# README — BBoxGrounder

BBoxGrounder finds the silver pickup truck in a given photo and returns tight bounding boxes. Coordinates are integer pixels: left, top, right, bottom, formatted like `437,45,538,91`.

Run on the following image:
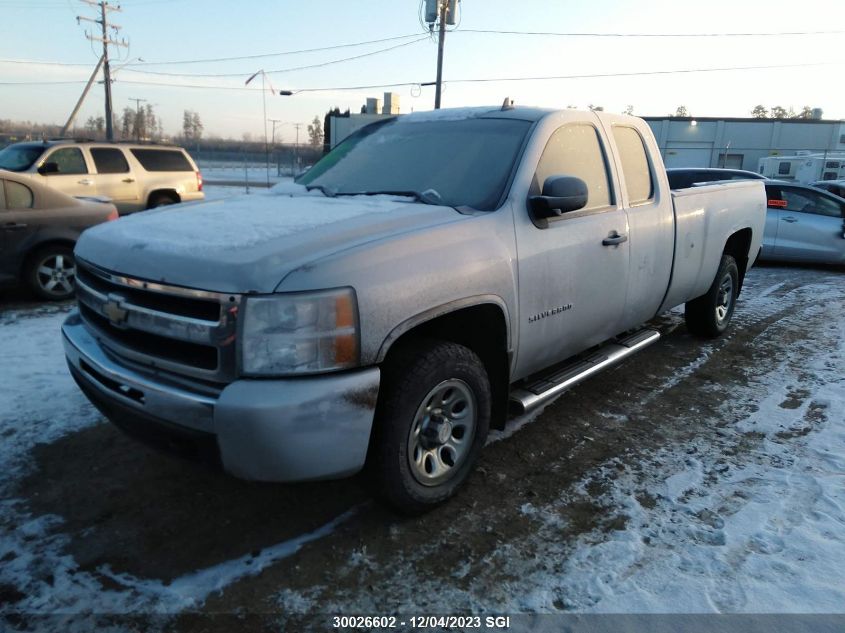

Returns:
62,106,765,514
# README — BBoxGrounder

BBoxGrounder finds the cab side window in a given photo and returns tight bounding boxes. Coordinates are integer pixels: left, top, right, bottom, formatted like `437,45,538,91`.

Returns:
612,126,654,205
3,180,34,209
782,187,843,218
533,124,612,212
46,147,88,175
91,148,130,174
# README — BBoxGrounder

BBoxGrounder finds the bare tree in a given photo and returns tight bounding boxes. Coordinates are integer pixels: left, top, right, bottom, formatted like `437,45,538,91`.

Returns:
623,105,634,116
674,105,689,117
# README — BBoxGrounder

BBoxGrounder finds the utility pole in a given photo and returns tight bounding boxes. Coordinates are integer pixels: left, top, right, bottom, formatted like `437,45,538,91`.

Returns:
425,0,456,109
129,97,146,141
60,55,104,138
293,123,302,174
434,2,447,109
78,1,127,141
269,118,284,176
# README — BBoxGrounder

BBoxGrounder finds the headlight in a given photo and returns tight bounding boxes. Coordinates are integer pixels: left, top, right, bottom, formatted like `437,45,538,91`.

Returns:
241,288,359,376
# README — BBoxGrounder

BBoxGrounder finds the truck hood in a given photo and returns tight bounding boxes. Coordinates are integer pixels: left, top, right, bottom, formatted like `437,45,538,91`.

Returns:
75,187,467,293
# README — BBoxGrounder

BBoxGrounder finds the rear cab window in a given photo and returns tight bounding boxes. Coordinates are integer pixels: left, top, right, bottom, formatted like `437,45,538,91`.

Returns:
91,147,131,174
612,126,654,205
533,123,613,213
130,149,193,172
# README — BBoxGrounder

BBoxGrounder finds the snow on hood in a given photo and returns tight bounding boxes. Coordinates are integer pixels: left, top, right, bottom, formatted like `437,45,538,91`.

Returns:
85,188,417,255
75,187,462,293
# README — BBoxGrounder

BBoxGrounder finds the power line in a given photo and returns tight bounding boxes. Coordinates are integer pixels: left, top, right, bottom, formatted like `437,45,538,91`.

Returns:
125,32,428,66
1,61,840,91
120,36,430,78
458,28,845,38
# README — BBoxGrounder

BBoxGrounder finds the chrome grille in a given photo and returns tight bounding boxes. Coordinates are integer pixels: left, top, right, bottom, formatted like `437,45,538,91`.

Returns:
75,259,241,383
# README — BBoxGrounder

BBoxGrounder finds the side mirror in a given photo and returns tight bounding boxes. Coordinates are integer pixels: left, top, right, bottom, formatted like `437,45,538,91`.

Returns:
37,162,59,175
530,175,588,218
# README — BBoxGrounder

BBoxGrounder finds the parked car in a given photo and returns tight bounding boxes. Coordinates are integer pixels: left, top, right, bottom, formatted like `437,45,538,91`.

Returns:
667,167,766,190
63,107,765,513
0,169,117,300
811,180,845,199
0,140,204,215
760,180,845,264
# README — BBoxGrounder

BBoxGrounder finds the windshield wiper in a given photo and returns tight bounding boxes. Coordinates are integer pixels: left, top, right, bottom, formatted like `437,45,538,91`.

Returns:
305,184,337,197
335,188,444,205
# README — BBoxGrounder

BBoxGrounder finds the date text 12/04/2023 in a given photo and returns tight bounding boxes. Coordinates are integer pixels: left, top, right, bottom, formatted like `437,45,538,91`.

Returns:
331,615,511,629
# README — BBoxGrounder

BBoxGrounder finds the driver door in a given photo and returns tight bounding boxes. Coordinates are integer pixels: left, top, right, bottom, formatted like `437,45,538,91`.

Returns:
37,146,97,198
771,185,845,263
514,122,630,377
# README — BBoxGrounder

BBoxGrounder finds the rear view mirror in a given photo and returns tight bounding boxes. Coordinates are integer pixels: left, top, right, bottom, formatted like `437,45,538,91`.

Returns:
530,175,588,218
37,162,59,175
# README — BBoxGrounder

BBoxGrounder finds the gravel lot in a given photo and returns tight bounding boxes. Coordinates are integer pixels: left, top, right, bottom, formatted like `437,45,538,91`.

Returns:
1,263,844,631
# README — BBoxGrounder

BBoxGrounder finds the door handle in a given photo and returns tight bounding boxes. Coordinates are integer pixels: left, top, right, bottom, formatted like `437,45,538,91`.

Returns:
78,179,93,186
602,232,628,246
2,222,27,231
782,216,798,223
122,178,135,183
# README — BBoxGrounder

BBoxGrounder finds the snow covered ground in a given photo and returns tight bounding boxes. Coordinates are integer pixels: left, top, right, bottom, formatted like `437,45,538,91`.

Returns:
1,265,844,630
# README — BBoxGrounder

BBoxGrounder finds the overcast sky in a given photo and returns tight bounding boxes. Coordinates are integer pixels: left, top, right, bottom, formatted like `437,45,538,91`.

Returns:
1,0,843,140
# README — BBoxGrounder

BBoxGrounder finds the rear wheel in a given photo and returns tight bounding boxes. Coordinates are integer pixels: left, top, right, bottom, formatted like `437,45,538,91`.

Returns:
26,245,76,301
684,253,739,338
147,192,177,209
367,340,491,515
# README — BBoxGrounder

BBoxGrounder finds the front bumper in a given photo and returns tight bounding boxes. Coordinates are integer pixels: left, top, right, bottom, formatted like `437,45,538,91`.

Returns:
62,311,380,482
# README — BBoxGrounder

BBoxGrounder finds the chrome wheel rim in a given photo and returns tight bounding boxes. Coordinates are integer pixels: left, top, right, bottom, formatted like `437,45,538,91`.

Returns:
407,379,477,486
715,274,733,323
37,253,76,298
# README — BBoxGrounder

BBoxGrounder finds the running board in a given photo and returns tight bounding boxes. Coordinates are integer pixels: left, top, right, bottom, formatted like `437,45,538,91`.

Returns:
509,328,661,414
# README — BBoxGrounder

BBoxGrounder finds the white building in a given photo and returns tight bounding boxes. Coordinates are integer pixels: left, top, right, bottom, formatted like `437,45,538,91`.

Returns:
643,115,845,175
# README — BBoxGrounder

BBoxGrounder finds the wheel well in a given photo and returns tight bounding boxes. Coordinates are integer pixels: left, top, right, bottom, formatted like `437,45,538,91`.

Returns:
147,189,180,207
723,228,752,293
21,239,76,277
383,304,511,430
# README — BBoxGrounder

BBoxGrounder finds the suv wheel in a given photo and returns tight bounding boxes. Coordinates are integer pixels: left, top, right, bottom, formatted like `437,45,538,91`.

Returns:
26,245,76,301
148,192,177,208
367,339,491,515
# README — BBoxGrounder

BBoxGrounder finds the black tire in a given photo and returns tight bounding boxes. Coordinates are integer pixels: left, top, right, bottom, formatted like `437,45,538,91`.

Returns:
25,244,77,301
147,192,177,209
367,339,491,515
684,253,739,338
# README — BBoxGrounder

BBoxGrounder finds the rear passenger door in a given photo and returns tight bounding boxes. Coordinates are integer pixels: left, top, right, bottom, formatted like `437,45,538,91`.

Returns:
0,179,37,281
90,147,141,214
514,122,630,376
772,186,845,263
608,124,674,329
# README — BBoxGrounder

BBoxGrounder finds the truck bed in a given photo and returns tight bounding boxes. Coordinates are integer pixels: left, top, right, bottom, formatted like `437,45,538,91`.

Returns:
659,180,766,312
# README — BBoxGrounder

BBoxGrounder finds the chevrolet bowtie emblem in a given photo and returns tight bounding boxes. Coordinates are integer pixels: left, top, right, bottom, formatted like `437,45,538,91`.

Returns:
103,294,129,325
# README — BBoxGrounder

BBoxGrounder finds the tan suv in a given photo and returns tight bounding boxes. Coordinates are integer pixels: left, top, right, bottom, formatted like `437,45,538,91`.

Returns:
0,140,204,215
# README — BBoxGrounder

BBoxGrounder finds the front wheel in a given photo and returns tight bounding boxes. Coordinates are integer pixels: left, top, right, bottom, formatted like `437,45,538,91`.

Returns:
684,253,739,338
367,340,491,515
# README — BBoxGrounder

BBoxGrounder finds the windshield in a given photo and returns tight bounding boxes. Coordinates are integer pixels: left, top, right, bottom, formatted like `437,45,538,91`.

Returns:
297,117,532,211
0,143,47,172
